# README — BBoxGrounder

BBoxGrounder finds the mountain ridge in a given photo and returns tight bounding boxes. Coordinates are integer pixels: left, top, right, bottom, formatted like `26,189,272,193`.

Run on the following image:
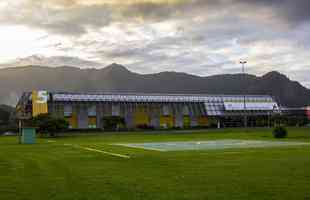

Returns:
0,64,309,107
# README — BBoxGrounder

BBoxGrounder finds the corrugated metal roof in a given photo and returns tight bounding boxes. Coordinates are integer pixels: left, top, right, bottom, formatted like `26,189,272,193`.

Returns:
52,92,275,104
224,102,278,111
51,92,279,113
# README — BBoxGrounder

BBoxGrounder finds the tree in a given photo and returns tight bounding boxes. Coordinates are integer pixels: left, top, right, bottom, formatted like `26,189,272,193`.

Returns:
32,114,69,137
272,126,288,138
0,107,10,125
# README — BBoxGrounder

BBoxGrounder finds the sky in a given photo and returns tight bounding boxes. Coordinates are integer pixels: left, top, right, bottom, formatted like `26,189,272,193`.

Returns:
0,0,310,87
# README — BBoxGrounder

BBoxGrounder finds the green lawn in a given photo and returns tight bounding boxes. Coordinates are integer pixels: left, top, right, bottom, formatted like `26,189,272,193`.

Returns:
1,128,310,200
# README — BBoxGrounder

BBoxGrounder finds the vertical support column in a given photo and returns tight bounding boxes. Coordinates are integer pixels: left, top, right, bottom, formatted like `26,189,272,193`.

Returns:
190,103,198,127
125,103,134,129
217,119,221,129
175,103,184,128
77,103,88,129
96,103,102,129
150,103,160,128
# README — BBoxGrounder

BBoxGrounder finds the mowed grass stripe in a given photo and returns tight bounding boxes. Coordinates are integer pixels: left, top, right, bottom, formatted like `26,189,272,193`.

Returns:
64,143,130,159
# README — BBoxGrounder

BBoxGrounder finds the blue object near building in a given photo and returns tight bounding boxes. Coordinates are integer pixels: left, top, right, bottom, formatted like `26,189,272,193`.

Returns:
21,127,36,144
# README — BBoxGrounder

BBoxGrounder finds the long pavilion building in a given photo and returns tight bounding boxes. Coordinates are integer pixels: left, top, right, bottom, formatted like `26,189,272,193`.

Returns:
16,91,280,129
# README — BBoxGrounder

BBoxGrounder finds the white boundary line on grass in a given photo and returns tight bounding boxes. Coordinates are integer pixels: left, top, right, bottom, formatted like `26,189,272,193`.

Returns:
64,144,130,159
113,144,167,152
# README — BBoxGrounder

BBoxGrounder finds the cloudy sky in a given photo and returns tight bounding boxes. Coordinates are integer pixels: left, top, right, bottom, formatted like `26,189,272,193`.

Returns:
0,0,310,87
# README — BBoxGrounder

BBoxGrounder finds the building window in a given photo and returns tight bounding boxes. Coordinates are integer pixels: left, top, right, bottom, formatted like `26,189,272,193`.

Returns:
162,104,170,116
88,105,96,116
182,105,190,115
64,104,72,117
112,104,120,116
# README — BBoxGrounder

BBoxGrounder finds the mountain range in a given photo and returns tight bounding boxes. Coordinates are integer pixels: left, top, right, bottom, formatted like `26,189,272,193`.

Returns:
0,63,309,107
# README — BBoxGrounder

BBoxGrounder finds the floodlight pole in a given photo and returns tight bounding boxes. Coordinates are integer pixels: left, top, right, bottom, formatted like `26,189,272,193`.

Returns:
240,60,247,128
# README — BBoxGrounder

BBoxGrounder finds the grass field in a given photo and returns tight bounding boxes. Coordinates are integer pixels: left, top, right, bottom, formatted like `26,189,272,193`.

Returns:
1,128,310,200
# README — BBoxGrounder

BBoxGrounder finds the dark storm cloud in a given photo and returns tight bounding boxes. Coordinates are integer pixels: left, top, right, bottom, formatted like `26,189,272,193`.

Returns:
235,0,310,25
1,0,310,36
122,0,310,26
122,2,177,21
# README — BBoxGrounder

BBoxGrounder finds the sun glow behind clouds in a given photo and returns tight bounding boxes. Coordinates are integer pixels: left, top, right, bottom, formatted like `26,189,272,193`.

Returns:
0,25,52,63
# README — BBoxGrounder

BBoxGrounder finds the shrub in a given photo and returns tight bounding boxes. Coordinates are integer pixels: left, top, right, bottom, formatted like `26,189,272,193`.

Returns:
272,126,288,138
102,116,125,131
136,124,155,130
31,114,69,137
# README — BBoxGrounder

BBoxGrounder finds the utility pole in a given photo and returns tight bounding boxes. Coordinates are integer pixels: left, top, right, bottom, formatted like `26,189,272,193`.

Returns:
240,60,247,128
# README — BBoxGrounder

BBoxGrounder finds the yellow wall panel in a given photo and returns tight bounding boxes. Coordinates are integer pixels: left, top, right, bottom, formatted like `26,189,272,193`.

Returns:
88,117,97,125
183,116,191,128
32,90,48,117
134,112,150,126
72,113,78,128
198,116,209,127
160,115,174,128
